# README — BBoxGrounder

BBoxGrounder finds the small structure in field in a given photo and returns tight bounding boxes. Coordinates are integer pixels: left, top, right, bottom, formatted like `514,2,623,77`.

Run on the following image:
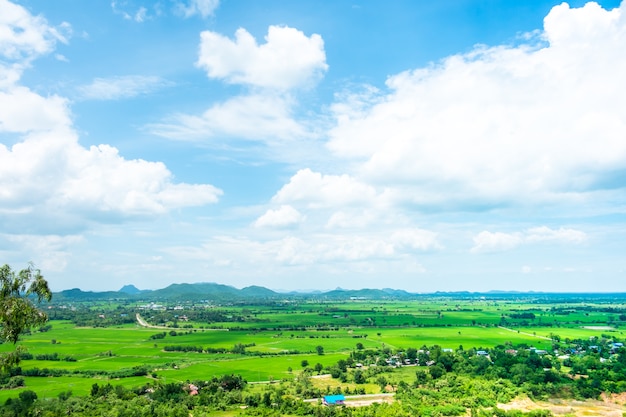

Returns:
323,395,345,406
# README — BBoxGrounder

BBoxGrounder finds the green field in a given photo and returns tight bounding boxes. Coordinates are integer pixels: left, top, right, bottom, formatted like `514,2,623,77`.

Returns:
1,296,624,402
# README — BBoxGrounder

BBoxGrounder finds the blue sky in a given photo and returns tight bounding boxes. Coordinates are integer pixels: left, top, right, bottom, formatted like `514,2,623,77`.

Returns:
1,0,626,292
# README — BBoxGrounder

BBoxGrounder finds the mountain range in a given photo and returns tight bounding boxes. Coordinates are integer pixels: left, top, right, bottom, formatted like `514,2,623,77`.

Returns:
52,282,415,302
50,282,626,303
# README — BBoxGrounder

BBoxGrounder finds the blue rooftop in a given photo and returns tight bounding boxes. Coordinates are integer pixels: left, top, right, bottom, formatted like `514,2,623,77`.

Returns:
323,395,346,405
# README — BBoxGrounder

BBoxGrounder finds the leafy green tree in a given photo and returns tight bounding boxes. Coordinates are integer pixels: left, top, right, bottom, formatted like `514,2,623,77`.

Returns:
0,263,51,370
353,369,366,384
376,375,388,391
314,362,323,374
429,363,445,379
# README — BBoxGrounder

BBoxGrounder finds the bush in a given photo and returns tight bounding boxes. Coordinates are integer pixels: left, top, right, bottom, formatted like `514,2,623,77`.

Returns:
5,376,24,388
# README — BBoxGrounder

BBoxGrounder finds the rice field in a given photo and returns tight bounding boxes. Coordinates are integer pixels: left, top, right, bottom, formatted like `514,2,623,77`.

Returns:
0,296,623,401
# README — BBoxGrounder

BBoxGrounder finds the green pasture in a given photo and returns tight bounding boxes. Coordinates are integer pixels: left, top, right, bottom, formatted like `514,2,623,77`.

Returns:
197,299,623,329
1,297,624,401
516,326,625,341
156,352,348,383
346,326,552,350
0,375,151,403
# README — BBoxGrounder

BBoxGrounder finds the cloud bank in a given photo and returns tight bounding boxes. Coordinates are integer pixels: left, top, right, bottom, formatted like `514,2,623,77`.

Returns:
0,0,222,236
326,1,626,212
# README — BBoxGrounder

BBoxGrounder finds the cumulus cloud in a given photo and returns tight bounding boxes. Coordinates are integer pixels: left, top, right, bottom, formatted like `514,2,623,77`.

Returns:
326,210,378,229
254,205,305,229
0,86,71,133
0,0,222,233
327,1,626,210
471,226,587,253
150,94,306,142
78,75,173,100
155,25,326,146
197,25,327,90
391,228,442,251
524,226,587,244
166,227,438,271
175,0,219,18
0,0,69,63
276,235,396,265
471,231,524,254
272,168,380,208
2,234,83,272
270,230,439,266
0,131,223,227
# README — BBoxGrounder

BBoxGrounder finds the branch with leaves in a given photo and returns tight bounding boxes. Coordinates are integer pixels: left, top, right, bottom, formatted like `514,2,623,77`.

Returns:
0,263,52,371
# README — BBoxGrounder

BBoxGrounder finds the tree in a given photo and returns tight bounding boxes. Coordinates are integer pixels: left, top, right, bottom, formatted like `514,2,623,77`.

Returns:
316,345,324,355
353,369,366,384
0,263,52,371
429,364,445,379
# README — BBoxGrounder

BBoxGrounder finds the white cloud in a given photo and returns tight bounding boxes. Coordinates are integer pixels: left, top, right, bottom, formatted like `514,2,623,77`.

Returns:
524,226,587,244
0,86,71,133
391,228,441,251
254,205,305,229
0,0,68,63
55,141,222,215
176,0,219,18
111,2,154,22
165,228,437,270
3,234,83,272
134,6,148,22
471,231,524,253
197,25,327,90
78,75,172,100
153,24,327,146
272,231,438,265
313,236,395,263
327,1,626,210
150,94,306,142
273,168,380,209
471,226,587,253
0,132,223,223
0,1,223,230
326,210,377,229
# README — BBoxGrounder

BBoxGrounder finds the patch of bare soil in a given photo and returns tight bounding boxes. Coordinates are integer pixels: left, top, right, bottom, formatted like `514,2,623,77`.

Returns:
343,394,395,407
498,395,626,417
602,392,626,405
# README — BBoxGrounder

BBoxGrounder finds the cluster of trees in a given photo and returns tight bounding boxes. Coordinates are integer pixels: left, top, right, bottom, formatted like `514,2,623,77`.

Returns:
48,306,136,328
0,374,558,417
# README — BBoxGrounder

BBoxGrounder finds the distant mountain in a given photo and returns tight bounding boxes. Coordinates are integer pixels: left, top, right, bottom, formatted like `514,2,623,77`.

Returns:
119,284,142,295
54,288,127,301
52,282,626,303
149,282,238,300
239,285,278,298
146,282,280,301
53,282,283,302
320,288,409,300
382,288,413,297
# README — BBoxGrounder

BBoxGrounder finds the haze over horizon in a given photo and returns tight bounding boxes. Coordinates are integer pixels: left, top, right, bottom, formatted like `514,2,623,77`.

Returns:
2,0,626,293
